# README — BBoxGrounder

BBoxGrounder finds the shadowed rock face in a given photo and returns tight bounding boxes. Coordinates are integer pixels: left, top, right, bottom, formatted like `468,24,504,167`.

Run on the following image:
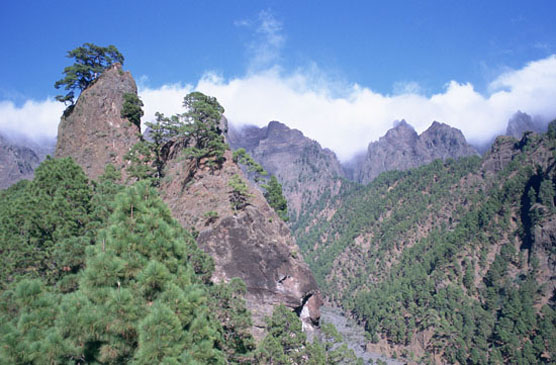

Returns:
228,121,344,219
353,120,479,184
160,147,322,339
0,134,40,189
55,63,140,180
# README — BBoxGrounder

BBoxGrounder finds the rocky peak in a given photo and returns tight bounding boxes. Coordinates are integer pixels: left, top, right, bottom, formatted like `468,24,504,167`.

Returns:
0,134,41,189
420,121,479,160
505,110,545,139
384,119,419,142
55,63,140,180
228,121,344,219
159,146,322,339
353,120,479,184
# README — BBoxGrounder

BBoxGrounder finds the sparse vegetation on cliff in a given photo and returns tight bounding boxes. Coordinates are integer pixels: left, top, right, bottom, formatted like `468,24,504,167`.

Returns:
121,92,144,129
125,91,227,185
54,43,124,107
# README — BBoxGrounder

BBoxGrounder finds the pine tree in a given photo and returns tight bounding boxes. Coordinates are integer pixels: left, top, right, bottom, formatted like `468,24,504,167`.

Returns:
262,175,289,221
0,157,92,288
60,182,224,363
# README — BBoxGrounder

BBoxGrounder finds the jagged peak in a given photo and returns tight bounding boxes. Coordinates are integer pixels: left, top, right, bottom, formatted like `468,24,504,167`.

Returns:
392,119,415,130
426,120,453,131
265,120,305,140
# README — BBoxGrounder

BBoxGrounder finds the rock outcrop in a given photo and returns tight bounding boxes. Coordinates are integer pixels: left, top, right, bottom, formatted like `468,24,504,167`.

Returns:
55,63,140,180
54,65,321,339
353,120,479,184
160,146,322,339
0,134,41,189
506,111,545,140
228,121,344,219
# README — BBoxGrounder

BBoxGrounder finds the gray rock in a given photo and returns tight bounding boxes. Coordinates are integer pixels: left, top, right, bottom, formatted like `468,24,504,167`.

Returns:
353,120,479,184
0,134,41,189
228,121,344,219
506,111,545,139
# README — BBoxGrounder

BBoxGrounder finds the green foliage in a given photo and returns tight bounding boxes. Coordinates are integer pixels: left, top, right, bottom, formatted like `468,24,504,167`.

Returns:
125,137,160,184
54,43,124,106
255,304,363,364
262,175,289,221
126,92,227,185
294,131,556,363
181,92,227,168
121,92,144,129
233,148,267,180
233,148,289,220
229,174,250,211
0,157,92,289
208,278,255,362
547,119,556,139
204,210,219,224
256,304,307,364
0,161,255,364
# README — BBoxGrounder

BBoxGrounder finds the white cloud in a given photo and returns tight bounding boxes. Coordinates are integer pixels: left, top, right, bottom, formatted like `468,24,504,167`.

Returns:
139,82,194,126
137,55,556,161
2,55,555,162
0,98,63,141
238,10,285,72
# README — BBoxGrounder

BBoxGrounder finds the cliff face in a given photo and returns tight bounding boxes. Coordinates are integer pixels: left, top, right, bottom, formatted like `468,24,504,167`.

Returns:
55,63,140,180
159,146,322,339
353,120,479,184
228,121,344,219
0,134,41,189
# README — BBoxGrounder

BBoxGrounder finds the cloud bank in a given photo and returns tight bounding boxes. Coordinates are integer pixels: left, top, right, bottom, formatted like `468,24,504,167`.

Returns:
138,54,556,161
0,98,63,141
1,55,555,161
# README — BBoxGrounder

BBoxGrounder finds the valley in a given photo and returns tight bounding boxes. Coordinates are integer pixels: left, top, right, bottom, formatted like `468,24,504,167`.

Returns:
0,44,554,364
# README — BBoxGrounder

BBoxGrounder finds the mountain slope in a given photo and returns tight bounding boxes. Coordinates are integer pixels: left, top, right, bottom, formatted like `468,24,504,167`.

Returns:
506,110,546,139
293,126,556,363
228,121,344,220
159,143,322,339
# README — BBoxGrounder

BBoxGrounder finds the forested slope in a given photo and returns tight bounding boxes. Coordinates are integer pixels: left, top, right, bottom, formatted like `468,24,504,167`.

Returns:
0,159,257,363
293,125,556,363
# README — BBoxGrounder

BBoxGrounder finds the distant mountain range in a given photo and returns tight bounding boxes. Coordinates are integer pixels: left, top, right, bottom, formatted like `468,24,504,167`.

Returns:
228,118,479,219
228,121,344,219
0,133,55,189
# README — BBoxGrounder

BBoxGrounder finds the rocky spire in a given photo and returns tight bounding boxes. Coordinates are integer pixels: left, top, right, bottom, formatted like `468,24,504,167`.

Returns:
55,63,140,180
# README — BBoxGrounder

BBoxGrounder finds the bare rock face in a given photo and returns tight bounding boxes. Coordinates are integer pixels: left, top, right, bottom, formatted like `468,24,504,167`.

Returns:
481,135,520,174
228,121,344,219
0,134,40,189
55,63,140,180
506,111,545,139
354,120,479,184
160,147,322,339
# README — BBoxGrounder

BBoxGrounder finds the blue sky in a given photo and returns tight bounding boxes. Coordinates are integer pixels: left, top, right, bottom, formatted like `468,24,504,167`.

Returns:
1,1,556,159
